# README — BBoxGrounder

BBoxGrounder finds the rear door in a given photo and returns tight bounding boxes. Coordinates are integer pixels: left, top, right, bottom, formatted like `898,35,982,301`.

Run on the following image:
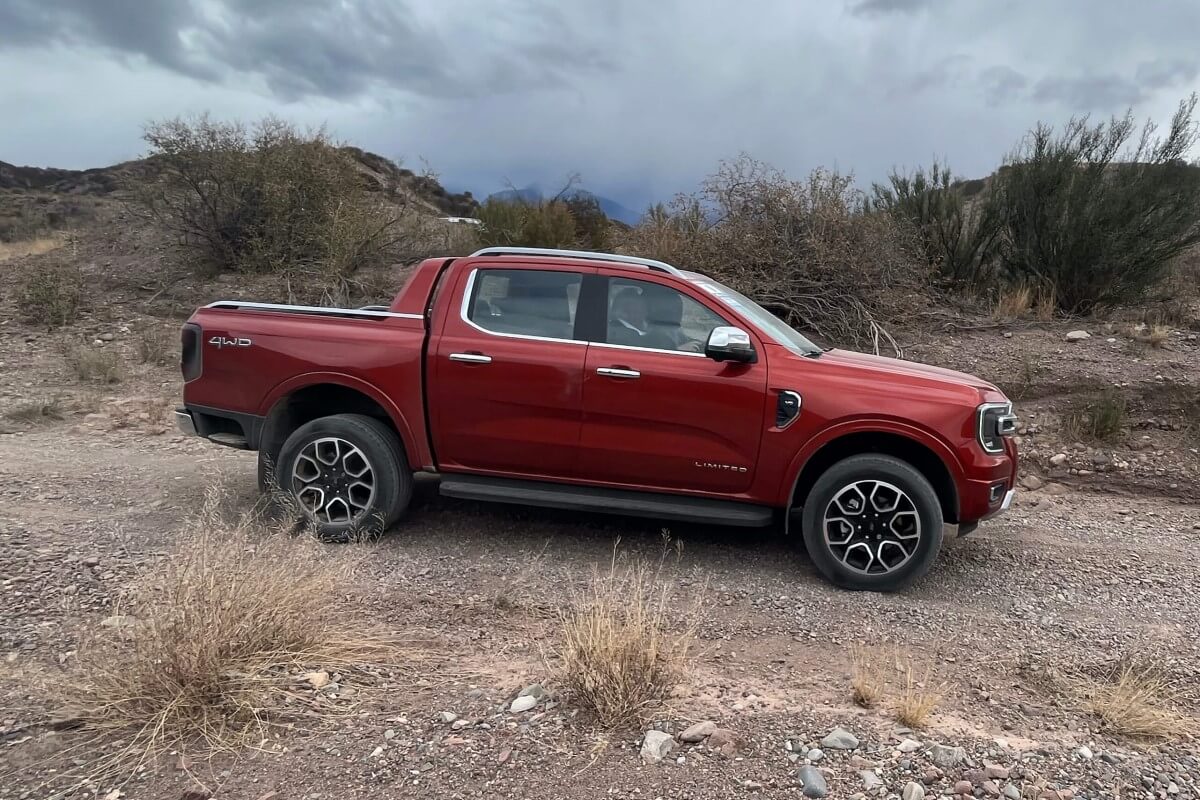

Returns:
577,272,768,494
428,263,593,477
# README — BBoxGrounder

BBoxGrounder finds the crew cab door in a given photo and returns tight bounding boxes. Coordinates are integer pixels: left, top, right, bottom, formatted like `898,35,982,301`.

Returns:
428,264,592,477
577,273,767,494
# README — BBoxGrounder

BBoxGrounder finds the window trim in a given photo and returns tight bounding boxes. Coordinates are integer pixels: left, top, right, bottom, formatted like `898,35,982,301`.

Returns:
459,267,587,346
598,274,728,358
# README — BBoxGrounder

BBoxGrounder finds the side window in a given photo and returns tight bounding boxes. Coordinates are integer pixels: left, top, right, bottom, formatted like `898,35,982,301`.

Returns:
606,277,727,353
467,269,582,340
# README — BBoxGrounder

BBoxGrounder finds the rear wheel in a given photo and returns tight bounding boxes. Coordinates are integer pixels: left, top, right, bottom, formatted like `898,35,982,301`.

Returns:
276,413,412,542
801,454,943,591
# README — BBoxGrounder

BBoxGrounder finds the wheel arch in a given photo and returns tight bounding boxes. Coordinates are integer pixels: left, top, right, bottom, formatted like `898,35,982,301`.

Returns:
784,424,962,525
258,375,417,480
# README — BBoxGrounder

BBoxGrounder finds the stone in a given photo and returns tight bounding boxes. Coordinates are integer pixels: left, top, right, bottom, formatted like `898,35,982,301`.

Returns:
982,780,1001,797
931,744,966,768
509,695,537,713
1049,453,1068,467
1065,330,1090,342
860,770,883,790
1020,474,1044,491
807,747,824,762
81,555,102,567
1076,745,1093,760
302,670,330,689
821,726,859,750
99,615,134,629
451,718,470,730
438,711,458,724
797,765,829,798
898,738,923,753
640,730,676,764
902,783,926,800
954,780,974,795
985,765,1010,781
518,683,545,699
743,780,763,792
98,333,116,342
1004,785,1022,800
679,720,717,742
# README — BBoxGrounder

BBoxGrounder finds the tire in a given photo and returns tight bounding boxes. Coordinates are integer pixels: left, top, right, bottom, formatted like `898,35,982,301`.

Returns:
275,413,412,542
801,454,943,591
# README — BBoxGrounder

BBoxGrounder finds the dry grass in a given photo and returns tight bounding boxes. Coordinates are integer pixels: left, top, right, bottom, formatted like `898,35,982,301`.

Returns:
894,659,944,728
137,327,177,366
65,345,124,384
850,646,884,708
993,284,1033,319
4,396,65,424
55,487,402,785
1076,659,1199,742
1148,324,1171,348
16,260,83,328
552,545,697,728
0,235,64,262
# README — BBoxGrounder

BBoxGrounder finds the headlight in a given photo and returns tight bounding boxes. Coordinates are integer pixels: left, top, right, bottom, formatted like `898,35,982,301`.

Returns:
977,401,1016,454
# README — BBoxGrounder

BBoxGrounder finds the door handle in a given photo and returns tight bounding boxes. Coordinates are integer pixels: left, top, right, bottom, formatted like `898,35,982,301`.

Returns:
596,367,640,379
449,352,492,364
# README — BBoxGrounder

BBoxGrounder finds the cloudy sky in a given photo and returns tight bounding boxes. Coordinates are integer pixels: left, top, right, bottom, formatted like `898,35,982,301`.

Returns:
2,0,1198,211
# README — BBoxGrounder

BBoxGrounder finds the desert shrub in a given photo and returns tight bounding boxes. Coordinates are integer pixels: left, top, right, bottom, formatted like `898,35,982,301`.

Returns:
476,197,582,249
1075,658,1198,741
1062,390,1126,441
621,156,924,352
16,261,83,328
57,487,400,782
553,552,696,728
849,646,883,708
989,96,1200,313
137,327,176,366
65,345,124,384
894,659,943,728
4,396,65,424
137,114,412,277
564,193,612,250
870,160,1001,284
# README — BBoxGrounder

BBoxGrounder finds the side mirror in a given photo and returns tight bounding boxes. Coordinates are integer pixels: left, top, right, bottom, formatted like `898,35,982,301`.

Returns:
705,326,757,363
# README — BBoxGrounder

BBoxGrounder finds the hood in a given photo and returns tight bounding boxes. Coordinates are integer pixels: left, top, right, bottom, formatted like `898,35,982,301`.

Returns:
818,349,1002,394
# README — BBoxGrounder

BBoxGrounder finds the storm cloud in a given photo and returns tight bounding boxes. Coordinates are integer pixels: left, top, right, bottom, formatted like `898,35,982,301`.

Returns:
2,0,1198,211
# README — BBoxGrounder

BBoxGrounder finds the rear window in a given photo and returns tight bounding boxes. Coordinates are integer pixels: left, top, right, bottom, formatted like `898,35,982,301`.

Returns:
467,269,583,340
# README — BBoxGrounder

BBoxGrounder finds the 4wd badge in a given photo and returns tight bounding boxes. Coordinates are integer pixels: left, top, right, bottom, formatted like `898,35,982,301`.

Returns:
208,336,252,349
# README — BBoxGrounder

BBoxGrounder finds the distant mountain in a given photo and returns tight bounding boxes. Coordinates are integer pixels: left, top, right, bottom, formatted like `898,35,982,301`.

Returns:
487,183,642,226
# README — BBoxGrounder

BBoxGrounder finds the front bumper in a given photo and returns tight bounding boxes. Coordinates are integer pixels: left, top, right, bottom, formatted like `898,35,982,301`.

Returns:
175,407,197,436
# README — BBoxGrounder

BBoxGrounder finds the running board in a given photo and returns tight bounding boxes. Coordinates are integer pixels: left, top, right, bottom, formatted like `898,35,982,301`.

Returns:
438,475,774,528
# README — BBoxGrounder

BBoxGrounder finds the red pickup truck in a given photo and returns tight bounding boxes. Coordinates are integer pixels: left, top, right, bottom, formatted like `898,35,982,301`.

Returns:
177,247,1017,590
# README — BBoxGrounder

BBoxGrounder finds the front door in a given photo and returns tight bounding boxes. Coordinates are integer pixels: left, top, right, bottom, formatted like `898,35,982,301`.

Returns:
429,265,591,478
578,274,767,494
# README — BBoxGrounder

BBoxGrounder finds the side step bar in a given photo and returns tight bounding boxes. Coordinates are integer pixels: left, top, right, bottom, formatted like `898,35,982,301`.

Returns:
438,475,774,528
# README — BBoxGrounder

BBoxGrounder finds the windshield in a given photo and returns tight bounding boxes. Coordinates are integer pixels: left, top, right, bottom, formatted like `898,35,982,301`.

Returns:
692,276,823,357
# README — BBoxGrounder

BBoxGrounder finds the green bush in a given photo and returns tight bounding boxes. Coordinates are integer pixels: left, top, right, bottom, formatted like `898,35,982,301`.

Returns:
476,197,585,249
17,262,84,328
137,115,409,276
990,96,1200,313
1062,390,1127,441
870,160,1001,284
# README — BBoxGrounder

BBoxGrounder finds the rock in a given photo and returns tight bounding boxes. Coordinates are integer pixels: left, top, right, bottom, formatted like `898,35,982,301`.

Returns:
1049,453,1068,467
679,720,717,742
923,767,943,784
518,683,545,699
807,747,824,762
985,765,1010,781
850,754,876,769
98,333,116,342
99,615,134,629
509,695,537,713
898,738,923,753
743,780,763,792
954,780,974,795
640,730,676,764
1004,785,1022,800
438,711,458,724
302,670,330,689
81,555,102,567
860,770,883,790
1020,474,1044,491
1076,745,1093,760
982,780,1001,797
798,765,829,798
708,728,739,756
902,783,926,800
1065,330,1090,342
931,744,966,768
821,726,859,750
451,718,470,730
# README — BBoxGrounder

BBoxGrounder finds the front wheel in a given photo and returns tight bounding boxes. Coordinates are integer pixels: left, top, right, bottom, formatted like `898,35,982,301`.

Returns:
801,454,943,591
276,413,412,542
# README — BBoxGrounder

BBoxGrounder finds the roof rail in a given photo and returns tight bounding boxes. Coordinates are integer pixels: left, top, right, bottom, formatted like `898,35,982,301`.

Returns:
469,246,686,278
